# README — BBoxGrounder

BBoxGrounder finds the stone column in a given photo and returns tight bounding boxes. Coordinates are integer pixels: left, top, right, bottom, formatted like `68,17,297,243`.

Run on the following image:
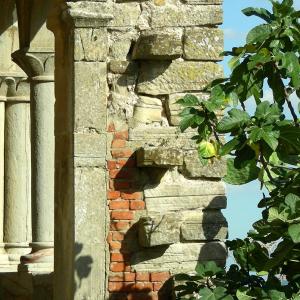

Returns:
2,75,31,264
12,51,55,265
0,79,8,265
48,3,111,299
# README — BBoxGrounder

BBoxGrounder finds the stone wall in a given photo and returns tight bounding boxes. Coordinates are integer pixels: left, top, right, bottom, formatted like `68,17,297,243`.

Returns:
104,1,227,299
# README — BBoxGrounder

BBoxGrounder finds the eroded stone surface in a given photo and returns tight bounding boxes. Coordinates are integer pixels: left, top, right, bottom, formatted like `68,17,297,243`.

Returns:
137,61,223,95
184,27,223,61
132,29,182,60
137,147,183,167
74,62,108,131
131,242,227,273
74,28,108,61
181,210,228,241
150,4,223,27
133,96,163,124
139,214,180,247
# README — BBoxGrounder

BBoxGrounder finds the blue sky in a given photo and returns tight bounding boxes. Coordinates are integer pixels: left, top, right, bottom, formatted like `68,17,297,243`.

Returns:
221,0,300,240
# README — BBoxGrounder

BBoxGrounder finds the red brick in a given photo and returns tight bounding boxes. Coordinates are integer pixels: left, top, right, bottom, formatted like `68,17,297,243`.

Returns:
114,131,129,140
108,122,115,132
111,211,134,220
109,272,136,282
112,232,125,241
108,191,121,200
110,262,126,272
153,282,163,291
117,159,136,168
111,252,126,262
110,221,130,231
108,282,135,292
110,168,135,179
111,149,134,159
107,160,117,170
150,272,170,282
109,241,122,250
107,232,113,242
109,200,129,210
112,139,127,148
130,200,145,210
121,192,143,200
110,180,131,191
134,282,153,292
136,272,150,282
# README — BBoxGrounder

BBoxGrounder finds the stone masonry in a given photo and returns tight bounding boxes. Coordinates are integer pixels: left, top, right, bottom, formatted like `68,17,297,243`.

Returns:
104,1,226,299
0,0,226,299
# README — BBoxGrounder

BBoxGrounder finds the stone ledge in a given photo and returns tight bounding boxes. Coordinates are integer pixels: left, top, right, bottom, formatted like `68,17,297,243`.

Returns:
137,147,183,168
138,210,227,247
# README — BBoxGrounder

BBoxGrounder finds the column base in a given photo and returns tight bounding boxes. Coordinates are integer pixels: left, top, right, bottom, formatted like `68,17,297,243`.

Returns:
21,242,54,264
0,243,9,264
5,242,30,264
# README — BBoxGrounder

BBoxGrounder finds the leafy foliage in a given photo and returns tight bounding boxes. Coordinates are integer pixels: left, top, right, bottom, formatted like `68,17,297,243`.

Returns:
175,1,300,299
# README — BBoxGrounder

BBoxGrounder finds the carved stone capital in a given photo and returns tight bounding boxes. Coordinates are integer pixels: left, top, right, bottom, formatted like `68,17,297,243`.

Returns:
0,75,30,102
11,50,54,81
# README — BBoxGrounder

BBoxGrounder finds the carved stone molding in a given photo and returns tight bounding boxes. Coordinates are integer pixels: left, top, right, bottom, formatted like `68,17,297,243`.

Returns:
0,75,30,102
11,50,54,80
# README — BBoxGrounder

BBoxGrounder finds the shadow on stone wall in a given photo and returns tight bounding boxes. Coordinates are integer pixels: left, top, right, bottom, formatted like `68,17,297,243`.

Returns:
74,242,93,292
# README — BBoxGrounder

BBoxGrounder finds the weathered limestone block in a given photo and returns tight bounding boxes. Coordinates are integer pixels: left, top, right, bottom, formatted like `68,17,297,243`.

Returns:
144,170,226,213
139,214,180,247
132,29,182,60
145,195,226,214
74,133,106,159
109,30,136,60
129,127,198,150
166,93,209,126
109,60,138,74
74,62,108,132
137,61,222,95
179,151,227,178
150,4,223,27
181,211,228,241
74,28,108,61
184,28,223,61
133,96,162,124
110,3,141,27
131,242,227,273
137,147,183,167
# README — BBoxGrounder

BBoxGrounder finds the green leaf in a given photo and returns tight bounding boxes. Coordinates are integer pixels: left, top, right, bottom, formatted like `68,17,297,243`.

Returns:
224,158,260,185
262,130,279,150
219,137,241,156
288,224,300,243
177,94,200,107
254,101,282,122
281,52,300,89
285,193,300,214
236,289,255,300
246,24,272,44
217,109,250,133
242,7,274,23
268,290,287,300
199,287,233,300
179,113,205,132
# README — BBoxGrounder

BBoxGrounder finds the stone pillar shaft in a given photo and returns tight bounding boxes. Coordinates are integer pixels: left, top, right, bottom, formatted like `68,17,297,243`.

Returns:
2,76,31,263
0,96,5,258
12,50,55,265
30,77,55,249
48,3,111,299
